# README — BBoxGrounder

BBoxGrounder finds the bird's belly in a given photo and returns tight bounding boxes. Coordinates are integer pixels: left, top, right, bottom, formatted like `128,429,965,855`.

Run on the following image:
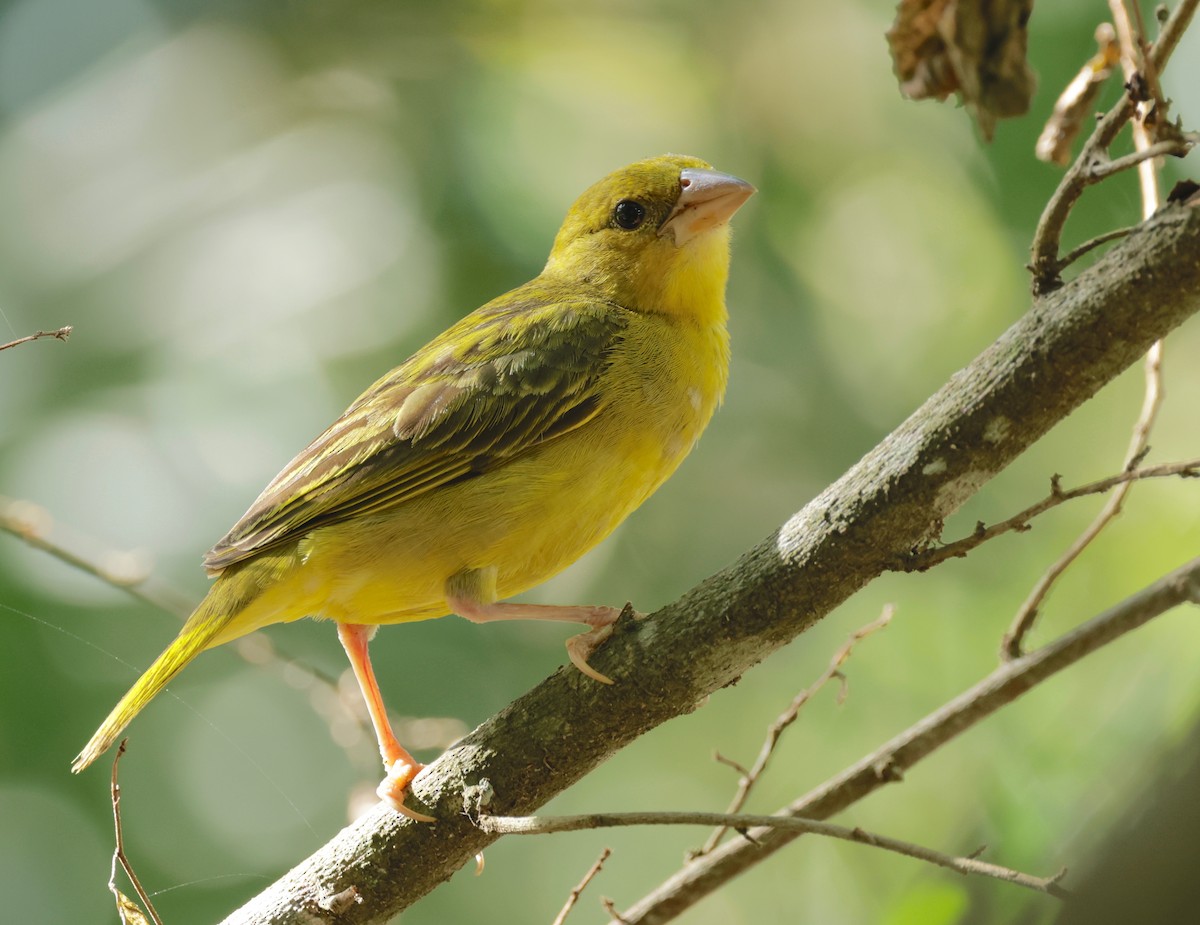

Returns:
298,396,707,626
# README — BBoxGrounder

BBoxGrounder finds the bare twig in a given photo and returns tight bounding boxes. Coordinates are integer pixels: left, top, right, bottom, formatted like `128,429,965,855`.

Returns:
712,752,750,777
0,325,72,351
1054,225,1137,272
109,741,165,925
617,557,1200,923
0,498,446,769
1029,0,1197,293
0,496,367,692
0,497,194,618
1087,137,1197,182
480,810,1070,899
1035,23,1120,166
903,457,1200,571
693,605,894,857
1109,0,1164,210
551,848,612,925
1004,0,1176,659
1000,336,1165,661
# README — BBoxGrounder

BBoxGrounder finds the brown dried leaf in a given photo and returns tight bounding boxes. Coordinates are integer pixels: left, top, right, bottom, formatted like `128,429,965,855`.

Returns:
888,0,1037,141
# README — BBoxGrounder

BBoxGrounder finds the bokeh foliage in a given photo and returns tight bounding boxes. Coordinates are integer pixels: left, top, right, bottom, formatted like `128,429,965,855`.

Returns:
1,1,1198,922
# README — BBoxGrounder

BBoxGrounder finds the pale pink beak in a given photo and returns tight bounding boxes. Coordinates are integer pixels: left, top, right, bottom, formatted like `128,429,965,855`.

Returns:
658,168,756,245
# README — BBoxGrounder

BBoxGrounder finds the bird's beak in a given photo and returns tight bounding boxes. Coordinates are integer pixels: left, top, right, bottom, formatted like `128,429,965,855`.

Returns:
658,168,756,246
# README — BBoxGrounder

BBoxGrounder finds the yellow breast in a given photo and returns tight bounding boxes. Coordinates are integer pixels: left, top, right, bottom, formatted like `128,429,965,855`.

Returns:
262,308,729,628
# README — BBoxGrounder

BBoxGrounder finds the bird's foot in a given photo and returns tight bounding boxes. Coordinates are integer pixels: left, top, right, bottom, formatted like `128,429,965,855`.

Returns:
376,759,436,822
566,625,615,683
565,602,643,685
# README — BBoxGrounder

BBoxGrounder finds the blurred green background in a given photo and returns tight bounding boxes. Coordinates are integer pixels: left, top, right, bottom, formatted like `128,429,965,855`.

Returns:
1,1,1198,922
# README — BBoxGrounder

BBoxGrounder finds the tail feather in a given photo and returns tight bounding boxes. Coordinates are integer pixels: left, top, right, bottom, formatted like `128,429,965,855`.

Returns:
72,591,240,773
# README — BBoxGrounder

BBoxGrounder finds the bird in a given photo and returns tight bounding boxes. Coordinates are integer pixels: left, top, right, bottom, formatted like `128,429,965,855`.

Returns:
72,154,755,820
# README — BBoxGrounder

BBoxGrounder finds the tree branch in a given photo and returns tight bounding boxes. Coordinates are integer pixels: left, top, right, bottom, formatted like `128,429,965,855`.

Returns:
694,605,894,857
618,556,1200,923
110,741,164,925
902,457,1200,570
0,497,194,619
0,325,72,352
551,848,611,925
1004,0,1178,657
209,193,1200,925
1028,0,1197,293
479,810,1070,899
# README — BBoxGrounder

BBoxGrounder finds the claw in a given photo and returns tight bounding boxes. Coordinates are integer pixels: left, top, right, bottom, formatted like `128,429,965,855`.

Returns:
376,761,436,822
566,625,615,684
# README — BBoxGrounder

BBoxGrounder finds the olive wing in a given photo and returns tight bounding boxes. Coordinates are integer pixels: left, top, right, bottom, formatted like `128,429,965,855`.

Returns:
203,297,629,572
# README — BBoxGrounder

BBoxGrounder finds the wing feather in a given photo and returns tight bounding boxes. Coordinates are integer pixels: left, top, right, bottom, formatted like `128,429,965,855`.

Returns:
203,293,628,572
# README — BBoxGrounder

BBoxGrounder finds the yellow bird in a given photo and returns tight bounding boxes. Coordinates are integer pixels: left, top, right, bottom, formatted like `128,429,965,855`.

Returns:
73,154,754,820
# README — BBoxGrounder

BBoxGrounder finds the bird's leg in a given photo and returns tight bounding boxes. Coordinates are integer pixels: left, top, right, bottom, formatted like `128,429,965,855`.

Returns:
445,568,632,685
336,622,435,822
454,598,621,684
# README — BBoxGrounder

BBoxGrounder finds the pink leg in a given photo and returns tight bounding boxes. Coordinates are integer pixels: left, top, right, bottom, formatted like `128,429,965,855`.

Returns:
336,622,435,822
446,597,627,685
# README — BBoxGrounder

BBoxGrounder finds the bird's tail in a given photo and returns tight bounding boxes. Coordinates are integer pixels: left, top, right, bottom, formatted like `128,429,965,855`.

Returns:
72,565,264,773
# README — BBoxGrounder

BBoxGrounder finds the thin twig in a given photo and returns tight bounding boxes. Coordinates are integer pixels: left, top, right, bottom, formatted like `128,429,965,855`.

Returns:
617,557,1200,923
0,325,72,351
0,497,362,684
1109,0,1164,211
903,457,1200,571
109,741,165,925
1054,225,1136,273
1004,0,1174,659
1088,137,1195,182
480,810,1070,899
1000,315,1165,662
1034,24,1120,167
693,605,894,857
712,752,750,777
551,848,612,925
0,497,405,760
1028,0,1198,293
0,497,194,618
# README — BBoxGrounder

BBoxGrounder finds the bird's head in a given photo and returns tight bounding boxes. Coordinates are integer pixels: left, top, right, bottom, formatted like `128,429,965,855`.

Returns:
543,155,755,323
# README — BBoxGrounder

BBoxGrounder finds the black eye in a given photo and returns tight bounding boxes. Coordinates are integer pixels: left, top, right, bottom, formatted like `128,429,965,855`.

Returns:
613,199,646,230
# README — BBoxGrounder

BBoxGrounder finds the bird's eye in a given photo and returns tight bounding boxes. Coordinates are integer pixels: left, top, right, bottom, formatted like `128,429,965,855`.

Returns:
613,199,646,230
